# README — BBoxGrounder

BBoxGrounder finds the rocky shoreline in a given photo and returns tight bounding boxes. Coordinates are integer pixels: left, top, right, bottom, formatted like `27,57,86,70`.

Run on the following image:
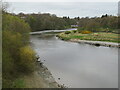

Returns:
23,56,66,88
32,58,66,88
69,39,119,48
34,61,60,88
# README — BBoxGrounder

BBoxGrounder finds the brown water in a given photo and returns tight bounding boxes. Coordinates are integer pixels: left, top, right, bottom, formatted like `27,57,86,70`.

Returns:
30,34,118,88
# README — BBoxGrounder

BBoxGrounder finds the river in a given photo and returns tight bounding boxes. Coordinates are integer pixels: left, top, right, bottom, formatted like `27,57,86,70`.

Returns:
30,33,118,88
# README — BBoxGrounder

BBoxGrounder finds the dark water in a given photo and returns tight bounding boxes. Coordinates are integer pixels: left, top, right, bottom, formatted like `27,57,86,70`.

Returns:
30,34,118,88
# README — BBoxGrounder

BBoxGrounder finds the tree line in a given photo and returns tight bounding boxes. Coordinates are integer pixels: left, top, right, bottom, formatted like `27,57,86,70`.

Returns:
17,13,118,33
77,14,118,33
18,13,77,32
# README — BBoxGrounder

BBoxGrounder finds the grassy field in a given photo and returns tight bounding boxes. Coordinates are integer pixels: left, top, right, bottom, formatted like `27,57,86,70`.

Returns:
57,31,120,43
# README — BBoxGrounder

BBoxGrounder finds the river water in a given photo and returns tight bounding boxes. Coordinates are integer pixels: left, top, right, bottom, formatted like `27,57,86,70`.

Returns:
30,33,118,88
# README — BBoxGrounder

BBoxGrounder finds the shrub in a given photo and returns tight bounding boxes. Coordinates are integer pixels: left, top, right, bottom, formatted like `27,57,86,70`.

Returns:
72,30,77,33
77,27,85,31
78,30,82,33
3,14,31,45
65,31,71,34
18,46,36,73
77,27,85,33
2,50,14,77
81,30,92,34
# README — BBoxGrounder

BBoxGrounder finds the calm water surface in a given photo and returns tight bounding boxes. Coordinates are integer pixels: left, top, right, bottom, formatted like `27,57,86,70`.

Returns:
30,34,118,88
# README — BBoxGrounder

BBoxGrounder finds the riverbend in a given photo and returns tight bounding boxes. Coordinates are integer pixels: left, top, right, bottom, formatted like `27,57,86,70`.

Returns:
30,32,118,88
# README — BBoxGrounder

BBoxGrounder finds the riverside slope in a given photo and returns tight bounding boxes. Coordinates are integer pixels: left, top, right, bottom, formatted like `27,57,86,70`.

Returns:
23,62,61,88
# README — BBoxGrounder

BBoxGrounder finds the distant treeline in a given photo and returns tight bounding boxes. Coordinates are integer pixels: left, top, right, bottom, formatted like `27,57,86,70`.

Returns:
17,13,118,33
18,13,77,31
77,14,118,33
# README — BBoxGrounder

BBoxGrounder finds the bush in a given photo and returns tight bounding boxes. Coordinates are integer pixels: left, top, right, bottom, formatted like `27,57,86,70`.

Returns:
77,27,85,33
2,50,14,78
78,30,82,33
72,30,77,33
3,14,31,45
65,31,71,34
81,30,92,34
3,30,24,77
18,46,36,73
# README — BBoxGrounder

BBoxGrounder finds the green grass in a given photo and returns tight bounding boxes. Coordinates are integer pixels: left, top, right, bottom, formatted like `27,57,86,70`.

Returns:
3,78,26,88
13,79,26,88
58,32,119,43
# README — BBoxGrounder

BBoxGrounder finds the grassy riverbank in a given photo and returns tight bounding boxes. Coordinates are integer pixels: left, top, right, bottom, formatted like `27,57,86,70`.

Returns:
57,31,119,43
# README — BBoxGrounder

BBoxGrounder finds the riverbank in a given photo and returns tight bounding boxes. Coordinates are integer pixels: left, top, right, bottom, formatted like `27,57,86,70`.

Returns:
22,60,63,88
30,28,77,35
69,39,119,47
57,32,119,48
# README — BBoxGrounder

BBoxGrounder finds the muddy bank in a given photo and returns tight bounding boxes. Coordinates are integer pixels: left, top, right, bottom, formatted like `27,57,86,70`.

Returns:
23,60,64,88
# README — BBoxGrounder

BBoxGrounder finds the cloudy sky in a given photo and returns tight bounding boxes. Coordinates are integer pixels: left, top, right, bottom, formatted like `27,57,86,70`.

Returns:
4,0,118,18
4,0,120,2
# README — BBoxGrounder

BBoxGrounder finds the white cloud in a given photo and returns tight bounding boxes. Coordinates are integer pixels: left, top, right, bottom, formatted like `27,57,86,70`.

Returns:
3,0,120,2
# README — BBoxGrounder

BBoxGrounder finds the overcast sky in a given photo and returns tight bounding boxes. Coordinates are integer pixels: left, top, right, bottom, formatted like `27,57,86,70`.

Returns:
4,0,120,2
6,2,117,18
3,0,118,18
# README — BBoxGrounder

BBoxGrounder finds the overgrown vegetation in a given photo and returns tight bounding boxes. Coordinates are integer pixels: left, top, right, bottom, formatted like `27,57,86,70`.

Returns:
2,12,36,88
